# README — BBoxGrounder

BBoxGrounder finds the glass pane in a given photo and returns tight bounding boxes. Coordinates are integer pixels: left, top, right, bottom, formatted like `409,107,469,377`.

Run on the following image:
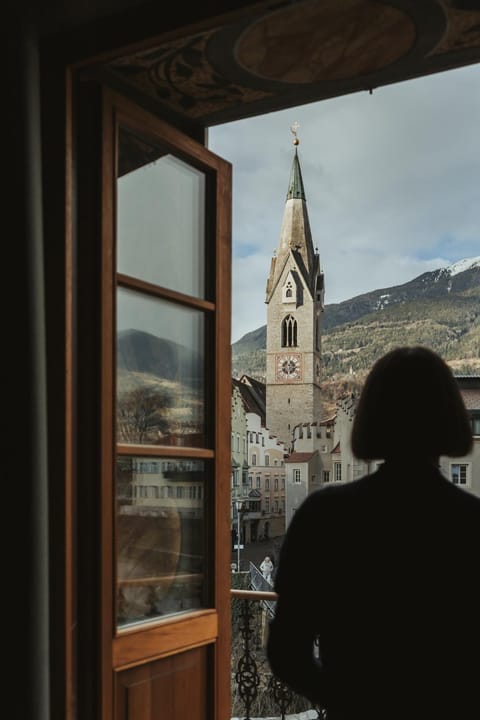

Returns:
117,126,206,298
117,456,207,627
117,287,206,446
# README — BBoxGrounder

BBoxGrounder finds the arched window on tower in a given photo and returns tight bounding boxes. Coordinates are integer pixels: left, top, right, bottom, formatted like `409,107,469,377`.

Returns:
282,315,298,347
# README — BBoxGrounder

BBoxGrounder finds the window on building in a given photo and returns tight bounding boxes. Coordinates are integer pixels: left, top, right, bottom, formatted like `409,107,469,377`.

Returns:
274,499,279,512
293,469,301,484
451,463,469,486
281,314,298,347
248,475,253,488
236,434,240,452
265,454,270,466
256,476,261,489
334,463,342,482
265,478,269,490
252,454,257,466
472,415,480,436
282,478,285,489
322,470,330,483
265,499,270,513
274,478,279,490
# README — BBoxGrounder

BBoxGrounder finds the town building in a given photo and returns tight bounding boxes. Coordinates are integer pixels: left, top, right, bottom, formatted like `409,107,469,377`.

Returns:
440,375,480,498
232,376,287,545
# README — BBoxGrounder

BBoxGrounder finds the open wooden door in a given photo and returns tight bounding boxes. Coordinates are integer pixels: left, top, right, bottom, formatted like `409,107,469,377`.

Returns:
79,87,232,720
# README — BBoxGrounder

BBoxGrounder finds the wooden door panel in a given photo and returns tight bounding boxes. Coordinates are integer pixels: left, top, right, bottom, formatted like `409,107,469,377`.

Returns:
96,87,231,720
115,646,208,720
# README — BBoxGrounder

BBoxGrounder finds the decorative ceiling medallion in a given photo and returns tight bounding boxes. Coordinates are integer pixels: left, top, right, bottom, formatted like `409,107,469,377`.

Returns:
108,30,272,119
432,5,480,55
235,0,416,83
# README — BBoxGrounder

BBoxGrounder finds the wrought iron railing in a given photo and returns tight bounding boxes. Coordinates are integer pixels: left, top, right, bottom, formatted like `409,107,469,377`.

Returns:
231,576,327,720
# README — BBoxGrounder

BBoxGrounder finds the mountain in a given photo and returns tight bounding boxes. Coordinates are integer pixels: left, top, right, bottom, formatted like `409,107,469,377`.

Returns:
232,258,480,387
118,329,203,385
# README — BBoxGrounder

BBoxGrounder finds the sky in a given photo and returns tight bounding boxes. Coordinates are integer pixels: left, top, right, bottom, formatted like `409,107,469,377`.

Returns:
208,63,480,344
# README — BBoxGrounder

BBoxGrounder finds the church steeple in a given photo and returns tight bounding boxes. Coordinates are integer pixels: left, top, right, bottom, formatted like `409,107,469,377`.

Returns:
265,125,325,448
265,127,320,304
286,148,306,201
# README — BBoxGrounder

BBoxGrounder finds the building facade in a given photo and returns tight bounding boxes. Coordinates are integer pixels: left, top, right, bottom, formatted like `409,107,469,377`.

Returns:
231,376,288,548
440,376,480,498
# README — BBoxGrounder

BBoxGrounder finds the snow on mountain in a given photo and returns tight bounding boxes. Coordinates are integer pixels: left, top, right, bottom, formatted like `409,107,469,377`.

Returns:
444,256,480,277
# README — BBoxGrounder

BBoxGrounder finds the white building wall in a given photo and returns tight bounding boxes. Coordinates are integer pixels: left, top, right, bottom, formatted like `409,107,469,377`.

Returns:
246,411,287,539
439,436,480,499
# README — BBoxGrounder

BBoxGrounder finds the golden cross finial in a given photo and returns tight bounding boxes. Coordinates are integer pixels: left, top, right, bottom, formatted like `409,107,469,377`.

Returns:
290,121,300,146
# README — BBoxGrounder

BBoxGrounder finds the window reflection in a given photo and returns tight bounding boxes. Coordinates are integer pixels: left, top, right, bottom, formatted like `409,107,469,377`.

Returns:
117,456,207,627
117,127,206,298
117,288,206,446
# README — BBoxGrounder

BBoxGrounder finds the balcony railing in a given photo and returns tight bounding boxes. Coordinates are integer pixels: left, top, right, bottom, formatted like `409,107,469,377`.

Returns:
231,568,327,720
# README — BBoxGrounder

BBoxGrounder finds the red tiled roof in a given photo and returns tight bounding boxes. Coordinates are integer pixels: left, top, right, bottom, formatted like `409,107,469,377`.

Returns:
285,451,318,463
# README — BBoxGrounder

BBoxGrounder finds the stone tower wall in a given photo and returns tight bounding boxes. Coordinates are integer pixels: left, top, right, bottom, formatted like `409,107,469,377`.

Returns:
266,261,322,445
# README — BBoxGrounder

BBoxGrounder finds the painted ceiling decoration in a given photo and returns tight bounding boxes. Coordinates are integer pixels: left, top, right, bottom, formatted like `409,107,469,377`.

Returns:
103,0,480,126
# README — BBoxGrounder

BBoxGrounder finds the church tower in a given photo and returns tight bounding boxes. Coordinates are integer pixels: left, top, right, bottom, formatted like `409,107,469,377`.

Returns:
265,127,324,447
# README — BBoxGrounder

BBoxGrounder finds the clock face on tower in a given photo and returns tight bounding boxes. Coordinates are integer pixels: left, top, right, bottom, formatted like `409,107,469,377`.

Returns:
276,353,302,381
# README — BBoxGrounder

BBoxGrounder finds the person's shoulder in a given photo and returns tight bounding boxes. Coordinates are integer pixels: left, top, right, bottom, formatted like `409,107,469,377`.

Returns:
296,473,376,513
446,479,480,514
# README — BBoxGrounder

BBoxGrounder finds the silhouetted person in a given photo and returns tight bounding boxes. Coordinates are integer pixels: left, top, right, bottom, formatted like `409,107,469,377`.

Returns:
267,346,480,720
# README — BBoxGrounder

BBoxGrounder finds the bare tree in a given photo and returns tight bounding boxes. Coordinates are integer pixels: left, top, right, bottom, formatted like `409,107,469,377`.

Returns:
117,386,169,443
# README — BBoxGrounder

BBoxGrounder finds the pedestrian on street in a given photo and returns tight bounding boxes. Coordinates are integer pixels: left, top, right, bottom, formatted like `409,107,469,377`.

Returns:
260,555,274,584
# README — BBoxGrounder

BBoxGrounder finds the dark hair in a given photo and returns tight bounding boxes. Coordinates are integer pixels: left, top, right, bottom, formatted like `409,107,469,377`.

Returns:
351,346,473,461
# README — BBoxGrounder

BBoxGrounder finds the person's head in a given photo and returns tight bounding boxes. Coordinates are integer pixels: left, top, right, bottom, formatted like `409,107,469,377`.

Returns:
351,346,473,462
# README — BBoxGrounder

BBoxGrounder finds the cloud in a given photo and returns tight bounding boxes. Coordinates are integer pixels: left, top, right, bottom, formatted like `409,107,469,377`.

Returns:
209,64,480,341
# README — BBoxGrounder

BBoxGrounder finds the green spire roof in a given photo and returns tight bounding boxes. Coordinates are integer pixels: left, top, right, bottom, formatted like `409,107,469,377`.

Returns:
286,148,306,201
